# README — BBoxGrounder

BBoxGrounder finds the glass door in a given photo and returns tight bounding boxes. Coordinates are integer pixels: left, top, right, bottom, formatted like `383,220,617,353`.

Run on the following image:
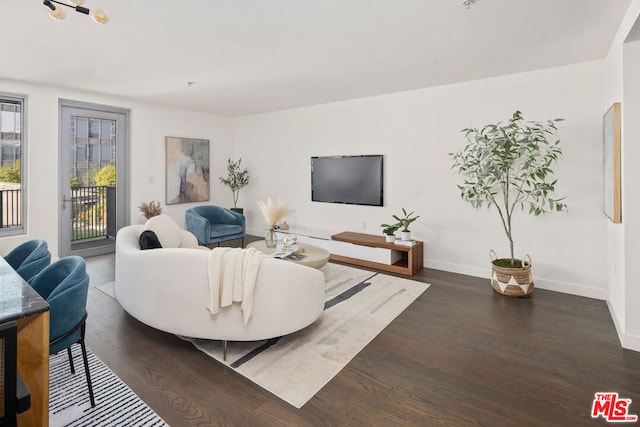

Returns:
59,101,129,257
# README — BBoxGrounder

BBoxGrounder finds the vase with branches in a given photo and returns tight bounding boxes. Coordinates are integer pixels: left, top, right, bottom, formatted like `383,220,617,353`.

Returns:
257,198,293,248
219,158,250,210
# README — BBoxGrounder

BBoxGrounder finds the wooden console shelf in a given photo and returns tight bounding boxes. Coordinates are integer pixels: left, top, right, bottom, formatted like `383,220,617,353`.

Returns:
330,231,424,276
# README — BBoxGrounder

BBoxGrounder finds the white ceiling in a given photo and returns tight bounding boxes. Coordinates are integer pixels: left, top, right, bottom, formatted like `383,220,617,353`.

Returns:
0,0,631,116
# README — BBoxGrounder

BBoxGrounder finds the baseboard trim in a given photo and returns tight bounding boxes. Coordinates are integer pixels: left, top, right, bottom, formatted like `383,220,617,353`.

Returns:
247,230,608,300
425,259,607,300
606,300,640,352
622,334,640,352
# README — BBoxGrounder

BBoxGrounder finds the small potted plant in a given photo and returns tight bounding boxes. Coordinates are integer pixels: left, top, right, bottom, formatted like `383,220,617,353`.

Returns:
219,158,250,213
380,223,400,243
393,208,419,241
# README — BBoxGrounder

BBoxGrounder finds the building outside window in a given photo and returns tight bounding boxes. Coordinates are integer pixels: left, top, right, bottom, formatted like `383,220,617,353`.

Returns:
70,116,116,186
0,94,25,233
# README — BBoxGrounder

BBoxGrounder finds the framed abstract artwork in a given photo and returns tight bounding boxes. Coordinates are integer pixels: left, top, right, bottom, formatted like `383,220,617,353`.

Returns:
603,103,621,224
165,137,210,205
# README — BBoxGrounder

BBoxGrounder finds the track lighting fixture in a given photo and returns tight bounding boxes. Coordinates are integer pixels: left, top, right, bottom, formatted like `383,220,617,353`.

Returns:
42,0,109,24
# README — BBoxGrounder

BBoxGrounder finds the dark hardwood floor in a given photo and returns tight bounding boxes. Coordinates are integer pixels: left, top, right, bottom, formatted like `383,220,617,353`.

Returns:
84,240,640,426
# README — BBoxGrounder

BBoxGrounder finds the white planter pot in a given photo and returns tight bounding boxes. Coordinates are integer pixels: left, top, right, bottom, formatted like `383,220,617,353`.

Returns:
400,231,411,241
385,235,395,243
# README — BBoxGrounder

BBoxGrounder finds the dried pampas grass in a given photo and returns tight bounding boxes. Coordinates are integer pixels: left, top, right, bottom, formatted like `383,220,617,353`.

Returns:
139,201,163,219
257,198,292,229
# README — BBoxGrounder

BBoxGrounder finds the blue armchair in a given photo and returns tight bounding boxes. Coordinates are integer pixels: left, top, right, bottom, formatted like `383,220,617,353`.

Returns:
4,239,51,283
185,205,246,247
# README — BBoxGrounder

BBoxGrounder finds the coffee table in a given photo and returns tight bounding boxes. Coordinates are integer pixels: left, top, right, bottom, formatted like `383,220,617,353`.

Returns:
247,240,330,269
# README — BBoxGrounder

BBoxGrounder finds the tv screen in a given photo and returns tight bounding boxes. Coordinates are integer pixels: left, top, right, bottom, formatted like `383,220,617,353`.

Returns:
311,155,383,206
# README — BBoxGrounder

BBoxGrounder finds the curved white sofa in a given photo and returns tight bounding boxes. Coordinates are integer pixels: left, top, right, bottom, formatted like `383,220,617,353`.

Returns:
115,224,325,342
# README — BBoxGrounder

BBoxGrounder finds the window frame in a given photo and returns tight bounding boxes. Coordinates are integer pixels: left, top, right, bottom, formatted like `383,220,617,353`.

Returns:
0,92,27,236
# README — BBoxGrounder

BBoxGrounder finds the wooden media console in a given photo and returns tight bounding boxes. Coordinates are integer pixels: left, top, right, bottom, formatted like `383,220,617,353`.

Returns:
330,231,424,276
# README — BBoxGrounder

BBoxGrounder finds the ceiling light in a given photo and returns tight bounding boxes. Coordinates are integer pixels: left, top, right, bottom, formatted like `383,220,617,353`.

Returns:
45,2,66,20
462,0,474,9
42,0,109,24
90,8,109,24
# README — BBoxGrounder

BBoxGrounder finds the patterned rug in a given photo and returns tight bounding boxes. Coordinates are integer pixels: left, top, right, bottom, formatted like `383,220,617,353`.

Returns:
49,346,167,426
182,263,430,408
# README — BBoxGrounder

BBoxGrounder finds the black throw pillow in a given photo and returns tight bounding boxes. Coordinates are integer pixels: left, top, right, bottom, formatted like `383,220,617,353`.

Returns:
139,230,163,250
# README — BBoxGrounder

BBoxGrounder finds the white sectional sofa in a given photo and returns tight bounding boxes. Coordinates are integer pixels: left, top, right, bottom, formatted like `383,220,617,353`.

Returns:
114,223,325,345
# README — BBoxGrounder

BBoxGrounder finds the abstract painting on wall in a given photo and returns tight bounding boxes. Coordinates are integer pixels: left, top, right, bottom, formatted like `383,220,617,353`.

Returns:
166,137,210,205
603,102,621,224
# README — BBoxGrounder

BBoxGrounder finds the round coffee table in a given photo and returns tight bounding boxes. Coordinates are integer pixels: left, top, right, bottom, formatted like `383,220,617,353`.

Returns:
247,240,330,269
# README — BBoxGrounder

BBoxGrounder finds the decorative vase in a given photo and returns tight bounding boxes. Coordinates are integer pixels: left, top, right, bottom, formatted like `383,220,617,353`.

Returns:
385,234,395,243
265,228,278,248
489,250,534,297
400,231,411,241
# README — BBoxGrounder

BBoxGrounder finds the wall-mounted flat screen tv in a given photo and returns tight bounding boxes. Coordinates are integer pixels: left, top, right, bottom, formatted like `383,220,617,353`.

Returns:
311,155,383,206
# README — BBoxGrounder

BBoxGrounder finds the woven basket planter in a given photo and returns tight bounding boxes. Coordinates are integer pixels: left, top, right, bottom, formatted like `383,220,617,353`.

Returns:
490,250,534,297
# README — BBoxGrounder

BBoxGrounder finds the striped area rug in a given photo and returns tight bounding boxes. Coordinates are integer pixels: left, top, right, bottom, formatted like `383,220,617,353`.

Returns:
183,262,430,408
49,346,167,426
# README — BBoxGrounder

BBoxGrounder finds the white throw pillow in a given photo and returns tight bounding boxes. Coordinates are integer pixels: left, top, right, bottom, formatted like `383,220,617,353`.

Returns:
144,215,182,248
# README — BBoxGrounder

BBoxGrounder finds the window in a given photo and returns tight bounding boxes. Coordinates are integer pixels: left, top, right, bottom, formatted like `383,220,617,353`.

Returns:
88,144,99,162
69,116,115,186
88,119,100,139
0,94,25,234
76,145,87,162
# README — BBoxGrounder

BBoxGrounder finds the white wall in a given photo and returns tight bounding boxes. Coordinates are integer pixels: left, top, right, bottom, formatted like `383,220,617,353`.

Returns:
623,40,640,348
235,61,608,299
0,78,234,259
603,0,640,352
604,24,627,347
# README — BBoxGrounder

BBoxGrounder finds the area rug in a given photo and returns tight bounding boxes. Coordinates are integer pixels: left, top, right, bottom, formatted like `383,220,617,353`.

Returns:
95,282,116,299
183,262,430,408
49,346,167,426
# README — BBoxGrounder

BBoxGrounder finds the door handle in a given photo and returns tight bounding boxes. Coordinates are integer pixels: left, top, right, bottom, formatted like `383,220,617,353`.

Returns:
62,195,71,209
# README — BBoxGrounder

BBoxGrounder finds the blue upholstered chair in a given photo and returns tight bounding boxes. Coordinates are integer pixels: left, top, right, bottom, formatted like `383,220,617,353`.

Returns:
185,205,246,246
30,256,95,408
4,239,51,283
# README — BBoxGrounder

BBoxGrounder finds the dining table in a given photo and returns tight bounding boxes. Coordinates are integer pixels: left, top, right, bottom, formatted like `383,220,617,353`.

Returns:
0,256,50,426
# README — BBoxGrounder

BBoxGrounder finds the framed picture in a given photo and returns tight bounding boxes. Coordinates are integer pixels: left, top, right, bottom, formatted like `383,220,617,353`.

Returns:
603,103,621,223
166,137,210,205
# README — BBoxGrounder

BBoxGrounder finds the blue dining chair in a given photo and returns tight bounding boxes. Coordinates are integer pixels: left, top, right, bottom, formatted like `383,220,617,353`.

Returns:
29,256,95,407
4,239,51,283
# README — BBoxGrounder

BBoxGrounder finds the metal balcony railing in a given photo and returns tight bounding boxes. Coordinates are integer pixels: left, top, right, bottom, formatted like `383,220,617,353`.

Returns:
0,186,116,242
0,189,21,228
71,186,116,242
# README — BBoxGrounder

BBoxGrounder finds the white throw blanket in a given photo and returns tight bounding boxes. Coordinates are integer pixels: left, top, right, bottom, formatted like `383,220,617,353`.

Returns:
207,247,266,324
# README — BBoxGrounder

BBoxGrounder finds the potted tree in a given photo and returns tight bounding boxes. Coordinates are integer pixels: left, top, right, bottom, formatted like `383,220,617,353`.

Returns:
219,158,249,214
450,110,567,297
